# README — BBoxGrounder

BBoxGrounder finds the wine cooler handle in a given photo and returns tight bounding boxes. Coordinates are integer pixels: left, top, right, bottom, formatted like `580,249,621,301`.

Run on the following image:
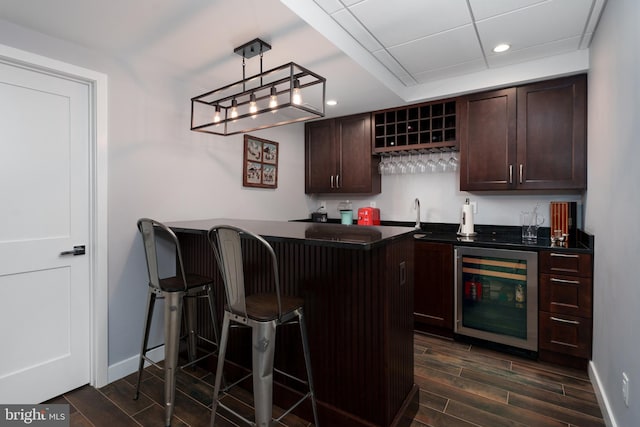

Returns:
453,248,461,331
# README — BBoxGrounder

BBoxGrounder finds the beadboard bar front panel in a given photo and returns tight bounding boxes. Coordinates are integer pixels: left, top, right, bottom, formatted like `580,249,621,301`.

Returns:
177,231,415,427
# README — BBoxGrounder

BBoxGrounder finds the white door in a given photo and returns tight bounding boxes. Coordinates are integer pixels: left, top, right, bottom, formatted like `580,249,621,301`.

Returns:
0,59,91,403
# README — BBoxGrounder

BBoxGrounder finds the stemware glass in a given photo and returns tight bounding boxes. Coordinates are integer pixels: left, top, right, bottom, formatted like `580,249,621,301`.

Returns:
437,149,449,172
397,155,408,174
415,153,427,173
426,151,437,173
448,152,459,172
386,155,398,175
378,156,387,175
406,154,417,174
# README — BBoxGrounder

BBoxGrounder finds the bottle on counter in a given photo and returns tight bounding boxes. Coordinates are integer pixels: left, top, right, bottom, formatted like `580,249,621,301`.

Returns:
515,283,525,308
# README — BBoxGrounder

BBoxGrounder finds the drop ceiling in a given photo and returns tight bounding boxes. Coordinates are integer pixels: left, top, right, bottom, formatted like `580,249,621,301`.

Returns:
0,0,606,117
283,0,605,103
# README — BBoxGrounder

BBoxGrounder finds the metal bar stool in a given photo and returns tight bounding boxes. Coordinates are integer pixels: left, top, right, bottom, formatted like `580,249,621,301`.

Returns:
207,225,319,427
134,218,220,427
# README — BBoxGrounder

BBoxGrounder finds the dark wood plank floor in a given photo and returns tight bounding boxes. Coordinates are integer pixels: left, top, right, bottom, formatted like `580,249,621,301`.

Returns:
46,333,604,427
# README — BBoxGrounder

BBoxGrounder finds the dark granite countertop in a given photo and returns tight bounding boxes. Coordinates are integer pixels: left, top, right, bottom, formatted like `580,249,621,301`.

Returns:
294,218,594,253
409,222,593,253
165,218,415,249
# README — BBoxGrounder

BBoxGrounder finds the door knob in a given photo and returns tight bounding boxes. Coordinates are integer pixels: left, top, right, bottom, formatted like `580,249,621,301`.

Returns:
60,245,86,256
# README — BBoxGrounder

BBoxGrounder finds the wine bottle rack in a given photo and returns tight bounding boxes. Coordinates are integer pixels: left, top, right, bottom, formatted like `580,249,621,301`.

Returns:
373,99,457,154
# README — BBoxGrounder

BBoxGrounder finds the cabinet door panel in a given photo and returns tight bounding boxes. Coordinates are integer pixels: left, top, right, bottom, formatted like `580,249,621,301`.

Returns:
305,113,380,194
517,75,586,190
459,88,516,191
414,242,453,332
337,114,379,193
305,120,335,193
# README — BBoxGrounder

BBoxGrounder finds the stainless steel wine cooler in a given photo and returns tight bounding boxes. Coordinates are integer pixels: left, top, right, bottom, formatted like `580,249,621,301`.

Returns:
454,246,538,351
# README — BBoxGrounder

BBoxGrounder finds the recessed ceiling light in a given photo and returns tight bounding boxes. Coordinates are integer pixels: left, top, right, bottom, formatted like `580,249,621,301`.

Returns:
493,43,511,53
326,99,338,106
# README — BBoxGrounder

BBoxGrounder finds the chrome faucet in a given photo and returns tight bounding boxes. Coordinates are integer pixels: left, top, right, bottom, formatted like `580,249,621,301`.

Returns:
414,198,421,229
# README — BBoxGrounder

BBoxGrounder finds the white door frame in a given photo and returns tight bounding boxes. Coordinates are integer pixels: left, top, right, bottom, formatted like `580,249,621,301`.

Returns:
0,43,109,388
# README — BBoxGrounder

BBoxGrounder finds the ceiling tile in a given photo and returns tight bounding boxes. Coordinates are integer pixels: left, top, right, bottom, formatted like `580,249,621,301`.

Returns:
387,25,483,75
468,0,547,20
347,0,471,48
476,0,592,53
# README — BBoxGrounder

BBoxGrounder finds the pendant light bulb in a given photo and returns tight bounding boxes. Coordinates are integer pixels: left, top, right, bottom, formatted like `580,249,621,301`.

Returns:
230,98,238,119
249,93,258,117
292,79,302,105
213,105,221,124
269,86,278,109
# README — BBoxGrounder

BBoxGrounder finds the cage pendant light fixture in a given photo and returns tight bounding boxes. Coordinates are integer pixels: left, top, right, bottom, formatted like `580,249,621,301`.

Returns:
191,38,326,136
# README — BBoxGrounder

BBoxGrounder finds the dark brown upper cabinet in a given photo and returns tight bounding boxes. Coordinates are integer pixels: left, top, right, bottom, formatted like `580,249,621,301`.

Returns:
305,113,381,194
459,74,587,191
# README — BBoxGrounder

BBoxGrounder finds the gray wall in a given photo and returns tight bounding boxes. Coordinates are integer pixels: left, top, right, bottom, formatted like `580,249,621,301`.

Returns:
587,0,640,425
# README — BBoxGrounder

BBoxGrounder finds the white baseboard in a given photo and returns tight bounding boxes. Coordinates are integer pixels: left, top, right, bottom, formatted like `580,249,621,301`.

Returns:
590,360,617,427
107,346,165,384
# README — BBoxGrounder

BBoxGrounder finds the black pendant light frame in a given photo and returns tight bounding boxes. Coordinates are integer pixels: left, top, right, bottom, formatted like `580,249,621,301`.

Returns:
190,38,326,136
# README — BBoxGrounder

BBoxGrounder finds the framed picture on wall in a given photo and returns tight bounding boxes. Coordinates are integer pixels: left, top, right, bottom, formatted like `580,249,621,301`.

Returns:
243,135,278,188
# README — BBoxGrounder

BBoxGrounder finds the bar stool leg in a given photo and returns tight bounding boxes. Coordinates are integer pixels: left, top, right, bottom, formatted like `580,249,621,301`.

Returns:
298,309,319,426
164,292,184,427
134,290,156,400
205,284,220,350
252,320,277,427
184,295,198,363
210,312,231,427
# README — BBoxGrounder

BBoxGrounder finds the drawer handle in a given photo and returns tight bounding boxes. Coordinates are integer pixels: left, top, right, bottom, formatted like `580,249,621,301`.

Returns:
509,165,513,184
550,253,580,259
551,316,580,325
550,277,581,285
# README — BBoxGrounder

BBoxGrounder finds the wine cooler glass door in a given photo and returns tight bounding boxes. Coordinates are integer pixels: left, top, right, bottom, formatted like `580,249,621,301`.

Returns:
454,246,538,351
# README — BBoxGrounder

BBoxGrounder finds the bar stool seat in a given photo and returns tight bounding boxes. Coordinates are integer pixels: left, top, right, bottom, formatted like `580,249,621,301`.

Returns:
208,225,319,427
244,293,304,321
134,218,220,427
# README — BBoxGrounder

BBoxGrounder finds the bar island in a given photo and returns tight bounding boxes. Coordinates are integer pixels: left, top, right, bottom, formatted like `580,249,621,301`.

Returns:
166,219,417,427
